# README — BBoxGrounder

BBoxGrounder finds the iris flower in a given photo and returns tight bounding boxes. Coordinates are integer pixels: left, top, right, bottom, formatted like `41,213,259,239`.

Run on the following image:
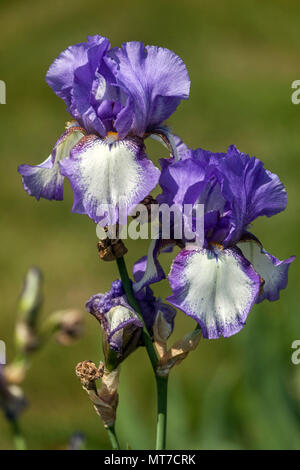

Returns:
18,35,190,225
134,143,295,339
86,275,175,363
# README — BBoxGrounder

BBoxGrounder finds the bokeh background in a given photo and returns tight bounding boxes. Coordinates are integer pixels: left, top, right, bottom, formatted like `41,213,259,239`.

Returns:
1,0,300,450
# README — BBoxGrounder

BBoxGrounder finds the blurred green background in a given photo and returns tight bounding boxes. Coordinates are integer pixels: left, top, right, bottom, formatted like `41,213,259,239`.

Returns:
1,0,300,450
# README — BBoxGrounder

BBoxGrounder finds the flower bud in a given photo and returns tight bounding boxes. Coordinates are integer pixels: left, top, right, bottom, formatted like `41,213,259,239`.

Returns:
86,281,142,369
75,361,120,428
0,366,27,420
15,267,43,353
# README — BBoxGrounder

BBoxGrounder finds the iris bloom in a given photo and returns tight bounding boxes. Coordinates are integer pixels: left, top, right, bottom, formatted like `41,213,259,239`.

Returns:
134,143,295,339
86,276,175,364
18,35,190,224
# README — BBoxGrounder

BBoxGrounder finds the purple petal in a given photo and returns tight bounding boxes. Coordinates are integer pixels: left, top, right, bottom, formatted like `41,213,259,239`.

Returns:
60,135,160,225
237,237,295,303
218,145,287,245
167,246,261,339
133,239,168,293
46,35,109,110
106,42,190,136
18,126,85,201
86,290,142,353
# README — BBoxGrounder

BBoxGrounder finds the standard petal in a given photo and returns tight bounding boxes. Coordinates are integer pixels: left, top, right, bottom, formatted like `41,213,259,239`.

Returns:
106,41,190,136
18,126,85,201
237,237,295,303
167,247,261,339
218,145,287,245
46,35,109,108
60,135,160,224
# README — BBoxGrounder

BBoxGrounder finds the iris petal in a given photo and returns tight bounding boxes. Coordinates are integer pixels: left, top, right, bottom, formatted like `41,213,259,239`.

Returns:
18,126,85,201
60,135,160,225
167,246,261,339
237,237,295,303
106,41,190,136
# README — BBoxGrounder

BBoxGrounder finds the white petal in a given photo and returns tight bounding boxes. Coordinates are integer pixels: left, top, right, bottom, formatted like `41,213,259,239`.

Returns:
237,239,295,302
168,247,261,338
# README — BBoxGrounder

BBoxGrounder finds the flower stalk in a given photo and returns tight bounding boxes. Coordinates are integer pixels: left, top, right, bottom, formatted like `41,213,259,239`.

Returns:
116,256,169,450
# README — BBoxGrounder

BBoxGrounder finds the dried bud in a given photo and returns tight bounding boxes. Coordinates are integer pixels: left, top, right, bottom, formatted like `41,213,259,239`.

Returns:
156,330,201,377
97,237,128,262
75,360,103,388
153,306,176,359
75,361,120,428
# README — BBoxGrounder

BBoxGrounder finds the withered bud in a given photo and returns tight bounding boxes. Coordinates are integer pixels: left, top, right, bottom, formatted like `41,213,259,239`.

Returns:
153,310,174,360
75,360,103,388
75,361,120,428
97,226,128,262
156,330,201,377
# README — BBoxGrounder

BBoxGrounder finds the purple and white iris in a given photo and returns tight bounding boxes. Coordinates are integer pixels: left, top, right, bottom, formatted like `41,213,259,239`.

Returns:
18,35,294,344
18,35,190,225
86,276,175,361
135,144,295,339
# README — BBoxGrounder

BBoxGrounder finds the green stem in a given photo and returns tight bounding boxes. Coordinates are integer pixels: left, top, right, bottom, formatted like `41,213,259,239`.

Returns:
116,256,169,450
10,418,27,450
116,257,158,371
155,375,168,450
106,424,121,450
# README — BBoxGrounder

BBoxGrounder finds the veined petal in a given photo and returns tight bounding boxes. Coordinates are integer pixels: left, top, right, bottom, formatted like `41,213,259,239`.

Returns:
218,145,287,245
18,126,85,201
237,237,295,303
106,42,190,136
60,135,160,224
46,35,109,108
167,247,261,339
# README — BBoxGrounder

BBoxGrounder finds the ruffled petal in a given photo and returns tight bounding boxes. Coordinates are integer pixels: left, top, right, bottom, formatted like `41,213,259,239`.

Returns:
46,35,109,109
218,145,287,245
106,41,190,136
237,237,295,303
18,126,85,201
167,246,261,339
60,135,160,224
